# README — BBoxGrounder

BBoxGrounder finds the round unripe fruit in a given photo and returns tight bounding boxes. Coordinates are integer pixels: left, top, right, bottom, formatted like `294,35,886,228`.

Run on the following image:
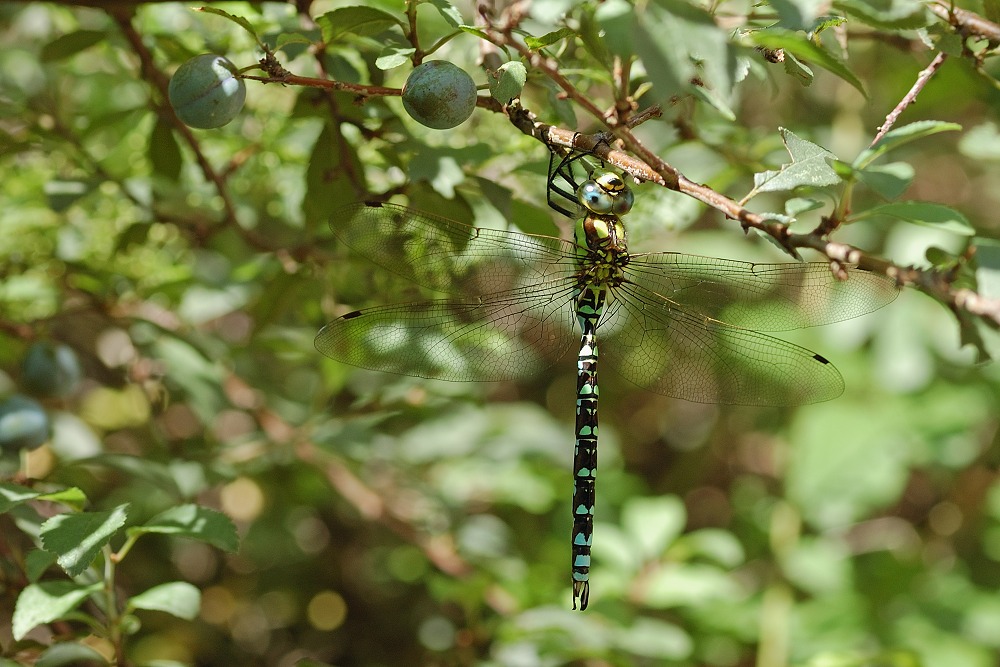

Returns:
168,54,247,129
401,61,477,130
0,394,49,452
21,342,82,397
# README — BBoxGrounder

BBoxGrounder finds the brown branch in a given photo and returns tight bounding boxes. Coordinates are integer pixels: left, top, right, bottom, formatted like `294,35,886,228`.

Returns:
505,103,1000,327
872,51,948,146
927,1,1000,42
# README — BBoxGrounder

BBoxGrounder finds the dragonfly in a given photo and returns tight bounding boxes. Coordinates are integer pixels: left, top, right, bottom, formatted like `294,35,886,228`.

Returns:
315,161,899,610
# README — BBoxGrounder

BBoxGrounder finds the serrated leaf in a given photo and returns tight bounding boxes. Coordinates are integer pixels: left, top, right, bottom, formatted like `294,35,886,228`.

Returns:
197,7,262,45
149,117,181,182
40,504,129,576
40,30,106,62
12,581,102,640
747,128,840,199
274,32,315,53
428,0,464,27
128,581,201,619
129,504,239,553
751,29,866,97
857,161,914,199
488,61,527,103
316,7,402,44
854,120,962,168
524,27,576,50
860,201,974,235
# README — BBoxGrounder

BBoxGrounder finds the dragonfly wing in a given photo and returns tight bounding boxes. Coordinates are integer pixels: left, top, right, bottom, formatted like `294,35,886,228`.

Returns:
316,282,578,382
333,202,578,298
625,253,899,331
599,283,845,406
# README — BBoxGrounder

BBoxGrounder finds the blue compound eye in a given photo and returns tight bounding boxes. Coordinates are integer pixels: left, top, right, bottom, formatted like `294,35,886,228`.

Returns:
612,188,634,216
578,181,614,214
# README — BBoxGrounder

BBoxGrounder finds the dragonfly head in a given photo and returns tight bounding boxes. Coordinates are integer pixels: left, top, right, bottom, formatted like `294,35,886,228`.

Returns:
577,170,634,217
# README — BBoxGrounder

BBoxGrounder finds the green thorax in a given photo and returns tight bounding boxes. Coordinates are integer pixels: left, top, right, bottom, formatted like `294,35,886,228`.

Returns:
572,169,634,289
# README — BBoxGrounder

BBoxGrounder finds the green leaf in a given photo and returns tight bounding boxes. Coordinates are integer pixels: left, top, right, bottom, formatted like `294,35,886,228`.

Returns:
428,0,464,28
747,128,840,198
751,29,866,97
974,238,1000,299
197,7,262,46
0,482,42,513
25,549,58,582
12,581,102,640
128,581,201,620
375,45,415,70
768,0,824,31
40,504,129,576
987,0,1000,24
40,30,106,62
958,122,1000,161
129,504,239,553
856,161,915,199
316,7,402,44
833,0,930,30
858,201,974,235
785,197,824,216
854,120,962,169
611,617,692,659
37,487,88,511
488,61,527,103
44,179,97,213
782,51,815,86
579,5,613,67
36,642,111,667
149,117,181,182
622,496,686,560
524,27,576,50
635,0,738,115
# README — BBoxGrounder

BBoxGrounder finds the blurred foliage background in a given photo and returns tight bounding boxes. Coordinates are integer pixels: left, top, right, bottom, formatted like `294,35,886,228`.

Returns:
2,0,1000,666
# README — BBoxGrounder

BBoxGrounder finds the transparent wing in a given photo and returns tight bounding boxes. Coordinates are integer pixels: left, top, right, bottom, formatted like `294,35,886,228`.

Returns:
599,282,845,406
332,202,579,298
624,252,899,332
315,281,578,382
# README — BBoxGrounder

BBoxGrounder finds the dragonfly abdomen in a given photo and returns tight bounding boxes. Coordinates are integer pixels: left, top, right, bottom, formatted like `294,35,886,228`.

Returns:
571,284,606,610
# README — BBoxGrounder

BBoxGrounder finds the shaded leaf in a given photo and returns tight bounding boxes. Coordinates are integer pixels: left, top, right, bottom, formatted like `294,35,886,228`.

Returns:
40,504,129,576
855,120,962,169
974,238,1000,300
834,0,930,30
197,7,262,46
317,7,402,43
375,45,415,70
128,581,201,619
428,0,464,28
857,161,915,199
751,29,866,97
859,201,974,235
40,30,106,62
129,504,239,553
35,642,110,667
12,581,102,640
622,496,686,560
149,117,181,182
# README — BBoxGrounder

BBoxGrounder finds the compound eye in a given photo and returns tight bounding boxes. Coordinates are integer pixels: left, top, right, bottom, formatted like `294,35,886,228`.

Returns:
577,180,614,214
612,188,634,215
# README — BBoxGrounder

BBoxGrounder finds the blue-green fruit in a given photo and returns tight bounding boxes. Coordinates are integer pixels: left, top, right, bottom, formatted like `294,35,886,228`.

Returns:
401,61,477,130
168,54,247,129
0,394,49,452
21,342,82,397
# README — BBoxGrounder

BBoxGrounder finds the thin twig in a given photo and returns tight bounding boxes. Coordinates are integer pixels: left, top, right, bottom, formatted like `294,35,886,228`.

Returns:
871,52,948,146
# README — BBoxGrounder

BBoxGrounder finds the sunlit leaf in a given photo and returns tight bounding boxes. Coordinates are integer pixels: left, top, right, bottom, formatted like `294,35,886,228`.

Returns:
128,581,201,619
129,504,239,553
855,120,962,169
40,504,129,576
751,29,866,97
12,581,102,640
747,128,840,198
